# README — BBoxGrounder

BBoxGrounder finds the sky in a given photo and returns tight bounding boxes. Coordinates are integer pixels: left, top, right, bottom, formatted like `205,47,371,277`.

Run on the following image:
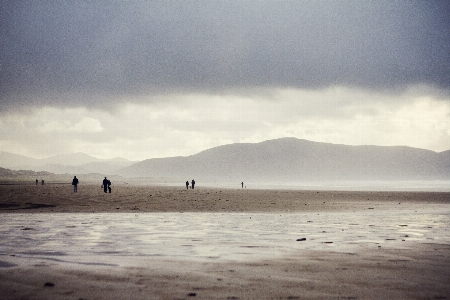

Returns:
1,1,449,161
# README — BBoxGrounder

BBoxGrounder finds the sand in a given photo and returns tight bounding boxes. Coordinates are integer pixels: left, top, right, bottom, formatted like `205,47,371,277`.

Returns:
1,184,449,213
0,184,449,299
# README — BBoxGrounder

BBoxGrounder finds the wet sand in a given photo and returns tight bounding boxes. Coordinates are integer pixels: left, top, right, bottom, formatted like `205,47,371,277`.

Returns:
0,184,449,299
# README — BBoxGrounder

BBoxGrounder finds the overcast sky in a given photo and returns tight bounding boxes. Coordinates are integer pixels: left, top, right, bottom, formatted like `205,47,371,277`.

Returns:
1,1,449,160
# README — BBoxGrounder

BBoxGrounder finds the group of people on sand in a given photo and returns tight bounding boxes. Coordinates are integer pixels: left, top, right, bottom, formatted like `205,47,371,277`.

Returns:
71,176,112,193
71,176,243,192
185,179,196,189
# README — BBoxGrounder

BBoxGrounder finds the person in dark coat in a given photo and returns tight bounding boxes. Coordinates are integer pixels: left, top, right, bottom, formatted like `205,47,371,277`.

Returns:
191,179,195,189
72,176,79,192
102,177,108,193
186,181,189,189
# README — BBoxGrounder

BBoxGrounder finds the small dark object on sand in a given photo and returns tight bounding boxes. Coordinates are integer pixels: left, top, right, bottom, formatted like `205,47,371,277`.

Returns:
44,282,55,287
188,292,197,297
296,238,306,241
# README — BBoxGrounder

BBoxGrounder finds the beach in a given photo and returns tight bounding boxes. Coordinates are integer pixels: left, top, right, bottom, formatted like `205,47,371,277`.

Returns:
1,184,449,299
1,183,449,213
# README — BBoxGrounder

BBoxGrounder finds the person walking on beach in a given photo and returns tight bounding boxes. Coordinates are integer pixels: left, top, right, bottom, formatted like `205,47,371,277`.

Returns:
241,182,244,188
72,176,79,192
191,179,195,189
36,179,38,185
102,177,108,193
186,181,189,189
107,179,112,193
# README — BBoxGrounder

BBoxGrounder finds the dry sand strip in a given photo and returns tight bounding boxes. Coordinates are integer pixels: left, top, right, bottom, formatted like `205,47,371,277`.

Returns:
0,244,449,299
1,184,449,213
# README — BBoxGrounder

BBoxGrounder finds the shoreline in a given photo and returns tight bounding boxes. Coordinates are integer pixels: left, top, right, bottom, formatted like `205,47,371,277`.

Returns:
2,177,450,191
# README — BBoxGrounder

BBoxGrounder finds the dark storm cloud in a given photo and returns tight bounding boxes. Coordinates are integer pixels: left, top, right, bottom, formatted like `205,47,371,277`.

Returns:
1,0,449,110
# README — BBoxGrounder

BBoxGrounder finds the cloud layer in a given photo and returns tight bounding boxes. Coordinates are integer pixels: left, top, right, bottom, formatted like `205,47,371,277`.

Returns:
1,1,449,160
1,87,448,160
1,1,449,111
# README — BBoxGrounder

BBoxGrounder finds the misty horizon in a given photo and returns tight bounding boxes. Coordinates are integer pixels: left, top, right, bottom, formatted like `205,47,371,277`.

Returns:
1,138,448,191
1,137,450,162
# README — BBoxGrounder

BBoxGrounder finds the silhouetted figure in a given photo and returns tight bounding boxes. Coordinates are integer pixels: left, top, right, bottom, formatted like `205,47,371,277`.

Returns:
107,179,112,193
72,176,79,192
36,179,38,185
191,179,195,189
102,177,108,193
186,181,189,189
41,180,44,185
241,182,244,188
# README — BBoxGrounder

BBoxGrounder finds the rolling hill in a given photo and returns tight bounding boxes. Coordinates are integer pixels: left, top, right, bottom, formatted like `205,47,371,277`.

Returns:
0,151,135,175
118,138,450,182
2,138,449,185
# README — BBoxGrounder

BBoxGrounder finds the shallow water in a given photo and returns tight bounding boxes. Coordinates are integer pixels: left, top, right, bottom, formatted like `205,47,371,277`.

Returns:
0,210,449,267
202,180,450,191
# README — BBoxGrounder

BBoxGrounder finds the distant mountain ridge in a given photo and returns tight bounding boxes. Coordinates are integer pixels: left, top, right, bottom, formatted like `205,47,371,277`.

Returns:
118,138,450,182
0,151,136,175
1,138,449,182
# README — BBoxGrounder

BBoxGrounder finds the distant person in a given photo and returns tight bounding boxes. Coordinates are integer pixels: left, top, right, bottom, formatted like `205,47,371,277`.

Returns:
72,176,79,192
191,179,195,189
107,179,112,193
36,179,38,185
186,181,189,189
241,182,244,188
102,177,108,193
41,180,44,185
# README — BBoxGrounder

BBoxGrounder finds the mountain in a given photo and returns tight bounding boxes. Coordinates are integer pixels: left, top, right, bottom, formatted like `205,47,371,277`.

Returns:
0,151,136,175
39,152,100,166
118,138,450,182
0,152,40,169
2,139,449,182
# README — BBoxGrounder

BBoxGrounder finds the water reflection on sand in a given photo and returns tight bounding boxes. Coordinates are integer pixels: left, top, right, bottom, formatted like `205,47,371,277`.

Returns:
1,210,449,265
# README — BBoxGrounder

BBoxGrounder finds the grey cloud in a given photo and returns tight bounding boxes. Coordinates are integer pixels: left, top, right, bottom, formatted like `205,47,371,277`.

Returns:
1,1,449,110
